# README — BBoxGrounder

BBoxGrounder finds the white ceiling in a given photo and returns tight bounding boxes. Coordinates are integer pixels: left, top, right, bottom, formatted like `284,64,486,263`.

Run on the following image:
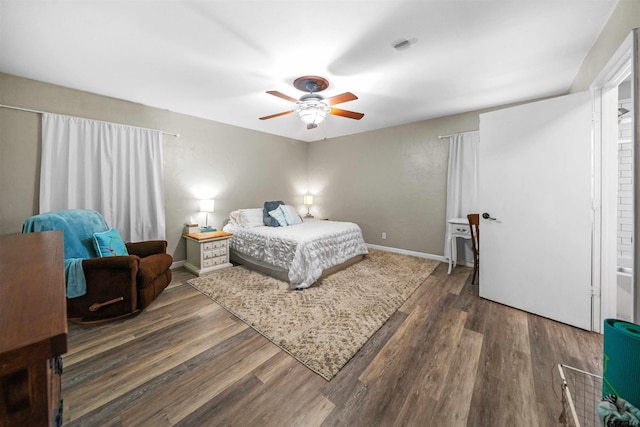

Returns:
0,1,618,142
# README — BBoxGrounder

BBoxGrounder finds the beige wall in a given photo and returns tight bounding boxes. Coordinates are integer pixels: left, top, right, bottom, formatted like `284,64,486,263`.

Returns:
308,113,481,256
0,69,488,260
0,71,489,261
0,73,553,263
0,73,308,260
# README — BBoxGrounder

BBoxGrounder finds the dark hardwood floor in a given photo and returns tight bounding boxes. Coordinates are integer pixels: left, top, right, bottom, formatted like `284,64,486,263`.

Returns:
61,262,603,426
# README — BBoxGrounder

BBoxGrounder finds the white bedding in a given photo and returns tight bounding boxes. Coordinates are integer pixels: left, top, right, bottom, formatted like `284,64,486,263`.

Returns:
222,219,369,289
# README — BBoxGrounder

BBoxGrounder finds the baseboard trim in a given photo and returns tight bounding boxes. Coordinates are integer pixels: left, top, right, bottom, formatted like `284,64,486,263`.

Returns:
173,247,455,269
171,259,186,270
453,260,474,268
366,243,448,263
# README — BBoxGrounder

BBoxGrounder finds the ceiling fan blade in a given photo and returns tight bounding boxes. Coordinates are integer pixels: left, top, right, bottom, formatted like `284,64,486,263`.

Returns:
266,90,299,103
330,108,364,120
326,92,358,106
259,110,294,120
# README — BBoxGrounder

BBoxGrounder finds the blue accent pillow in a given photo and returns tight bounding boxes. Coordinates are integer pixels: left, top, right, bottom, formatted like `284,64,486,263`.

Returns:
93,228,129,257
268,207,288,226
263,200,284,226
279,204,302,225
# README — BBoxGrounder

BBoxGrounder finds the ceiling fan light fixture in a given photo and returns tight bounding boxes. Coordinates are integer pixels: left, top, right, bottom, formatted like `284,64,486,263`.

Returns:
298,108,326,125
296,100,330,125
259,76,364,129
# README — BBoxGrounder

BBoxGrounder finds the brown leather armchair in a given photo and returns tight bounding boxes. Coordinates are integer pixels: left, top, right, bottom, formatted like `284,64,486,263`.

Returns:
23,209,172,321
66,240,172,320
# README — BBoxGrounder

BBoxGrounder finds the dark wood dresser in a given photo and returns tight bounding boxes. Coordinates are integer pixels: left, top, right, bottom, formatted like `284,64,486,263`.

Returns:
0,231,67,427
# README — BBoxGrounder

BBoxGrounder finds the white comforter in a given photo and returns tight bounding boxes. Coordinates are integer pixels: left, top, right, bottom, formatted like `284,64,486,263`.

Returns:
222,219,369,289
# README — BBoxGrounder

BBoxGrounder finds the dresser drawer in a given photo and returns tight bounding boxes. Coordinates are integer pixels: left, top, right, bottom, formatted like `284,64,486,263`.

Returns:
204,240,226,250
452,225,470,234
203,256,227,268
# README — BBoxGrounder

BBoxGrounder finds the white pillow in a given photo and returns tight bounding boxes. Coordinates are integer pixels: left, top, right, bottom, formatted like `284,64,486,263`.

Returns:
229,210,241,225
279,204,302,225
268,207,287,226
238,208,264,227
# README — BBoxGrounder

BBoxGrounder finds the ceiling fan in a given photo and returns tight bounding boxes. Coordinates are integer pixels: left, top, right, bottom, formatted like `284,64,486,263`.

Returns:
259,76,364,129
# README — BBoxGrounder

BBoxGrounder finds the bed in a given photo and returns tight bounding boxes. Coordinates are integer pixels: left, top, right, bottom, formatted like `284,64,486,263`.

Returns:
222,207,368,289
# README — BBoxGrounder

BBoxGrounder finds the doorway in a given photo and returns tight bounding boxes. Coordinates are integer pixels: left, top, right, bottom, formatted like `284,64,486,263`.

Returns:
592,30,637,330
616,77,634,322
477,30,637,332
478,91,593,330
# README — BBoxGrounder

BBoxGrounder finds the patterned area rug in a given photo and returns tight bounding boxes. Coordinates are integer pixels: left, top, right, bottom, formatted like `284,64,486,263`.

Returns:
187,249,439,380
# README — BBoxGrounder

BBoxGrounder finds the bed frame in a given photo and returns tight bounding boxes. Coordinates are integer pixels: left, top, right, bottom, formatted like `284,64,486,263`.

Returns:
229,248,365,284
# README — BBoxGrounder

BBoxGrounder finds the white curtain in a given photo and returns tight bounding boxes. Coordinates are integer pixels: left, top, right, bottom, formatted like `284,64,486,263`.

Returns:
41,113,166,241
444,131,480,262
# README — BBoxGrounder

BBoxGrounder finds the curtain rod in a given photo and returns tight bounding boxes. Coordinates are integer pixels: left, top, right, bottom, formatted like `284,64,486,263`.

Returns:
438,130,478,139
0,104,180,137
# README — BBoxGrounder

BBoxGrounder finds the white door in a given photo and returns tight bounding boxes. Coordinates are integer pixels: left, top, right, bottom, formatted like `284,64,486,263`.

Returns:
479,91,593,330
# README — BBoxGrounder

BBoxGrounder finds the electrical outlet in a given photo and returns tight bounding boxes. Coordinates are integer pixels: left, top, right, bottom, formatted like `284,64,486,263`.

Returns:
382,232,387,240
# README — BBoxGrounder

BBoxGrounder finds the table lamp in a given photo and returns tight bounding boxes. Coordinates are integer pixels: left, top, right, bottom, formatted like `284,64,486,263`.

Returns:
200,199,215,229
303,195,314,218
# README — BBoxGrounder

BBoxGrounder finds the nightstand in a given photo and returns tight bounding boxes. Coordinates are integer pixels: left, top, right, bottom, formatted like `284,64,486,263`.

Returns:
183,231,233,276
447,218,471,274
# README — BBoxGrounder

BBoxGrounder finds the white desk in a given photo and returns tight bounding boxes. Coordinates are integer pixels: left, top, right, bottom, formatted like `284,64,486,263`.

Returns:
447,217,471,274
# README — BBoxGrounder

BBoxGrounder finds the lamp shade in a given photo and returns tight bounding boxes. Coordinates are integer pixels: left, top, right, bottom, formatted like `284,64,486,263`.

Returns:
200,199,215,213
303,195,313,206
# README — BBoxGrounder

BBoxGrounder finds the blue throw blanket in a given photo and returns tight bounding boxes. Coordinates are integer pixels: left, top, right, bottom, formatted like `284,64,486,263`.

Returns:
23,209,109,298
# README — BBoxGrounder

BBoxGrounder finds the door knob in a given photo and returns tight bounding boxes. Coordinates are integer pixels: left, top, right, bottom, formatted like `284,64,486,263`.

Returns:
482,213,497,221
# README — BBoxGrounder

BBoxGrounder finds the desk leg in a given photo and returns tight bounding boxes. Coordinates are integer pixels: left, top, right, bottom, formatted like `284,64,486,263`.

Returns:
448,235,455,274
452,236,457,268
